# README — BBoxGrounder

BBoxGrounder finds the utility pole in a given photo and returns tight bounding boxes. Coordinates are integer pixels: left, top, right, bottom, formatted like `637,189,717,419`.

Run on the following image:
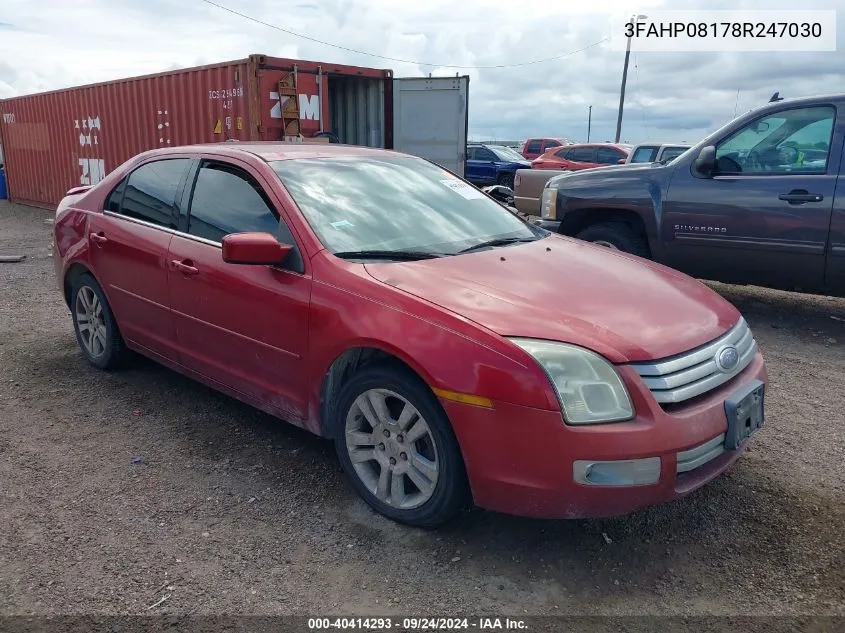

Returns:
615,14,647,143
587,105,592,142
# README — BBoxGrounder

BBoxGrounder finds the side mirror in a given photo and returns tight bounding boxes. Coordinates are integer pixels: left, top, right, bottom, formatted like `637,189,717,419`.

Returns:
222,232,292,265
694,145,717,177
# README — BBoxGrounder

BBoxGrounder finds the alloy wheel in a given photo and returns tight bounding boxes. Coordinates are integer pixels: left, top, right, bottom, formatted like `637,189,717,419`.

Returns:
344,388,439,509
75,286,107,358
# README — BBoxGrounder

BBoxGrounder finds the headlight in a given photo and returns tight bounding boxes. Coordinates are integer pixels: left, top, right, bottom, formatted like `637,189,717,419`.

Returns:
509,339,634,424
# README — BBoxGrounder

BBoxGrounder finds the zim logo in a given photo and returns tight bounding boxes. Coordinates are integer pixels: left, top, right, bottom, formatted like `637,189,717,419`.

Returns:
269,92,320,121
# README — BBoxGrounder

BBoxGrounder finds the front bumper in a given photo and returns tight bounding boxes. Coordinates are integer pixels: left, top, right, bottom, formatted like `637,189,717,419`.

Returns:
441,352,767,518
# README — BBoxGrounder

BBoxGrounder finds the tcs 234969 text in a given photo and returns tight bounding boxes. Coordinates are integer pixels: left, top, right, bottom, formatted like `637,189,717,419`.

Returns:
625,21,823,39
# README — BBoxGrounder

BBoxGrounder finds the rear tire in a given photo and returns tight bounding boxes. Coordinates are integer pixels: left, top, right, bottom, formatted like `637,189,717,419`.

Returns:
333,364,469,528
497,172,515,190
70,273,132,370
575,222,650,258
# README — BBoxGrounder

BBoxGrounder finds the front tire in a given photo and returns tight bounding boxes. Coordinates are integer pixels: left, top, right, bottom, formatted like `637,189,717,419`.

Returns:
70,273,131,369
575,221,650,258
497,172,515,190
333,364,469,528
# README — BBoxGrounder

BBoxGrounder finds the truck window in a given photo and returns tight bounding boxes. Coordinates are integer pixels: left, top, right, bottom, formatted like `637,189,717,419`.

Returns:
544,140,562,150
631,146,659,163
475,147,497,161
715,106,835,175
526,140,542,154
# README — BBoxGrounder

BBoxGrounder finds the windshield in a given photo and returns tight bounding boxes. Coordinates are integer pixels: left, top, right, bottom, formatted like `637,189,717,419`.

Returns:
487,145,526,162
271,155,540,256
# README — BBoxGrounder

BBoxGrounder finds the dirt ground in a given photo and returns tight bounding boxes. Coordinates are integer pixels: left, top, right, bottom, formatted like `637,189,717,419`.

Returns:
1,200,843,617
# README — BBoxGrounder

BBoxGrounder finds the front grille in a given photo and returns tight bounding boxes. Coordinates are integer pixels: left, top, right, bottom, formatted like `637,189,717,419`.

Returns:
630,318,757,405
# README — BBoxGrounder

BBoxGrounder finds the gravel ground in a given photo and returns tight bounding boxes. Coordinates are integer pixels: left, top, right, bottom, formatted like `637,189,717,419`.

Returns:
1,200,843,617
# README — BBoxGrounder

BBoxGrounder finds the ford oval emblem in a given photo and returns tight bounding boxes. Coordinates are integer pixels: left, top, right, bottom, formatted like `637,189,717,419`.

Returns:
716,346,740,373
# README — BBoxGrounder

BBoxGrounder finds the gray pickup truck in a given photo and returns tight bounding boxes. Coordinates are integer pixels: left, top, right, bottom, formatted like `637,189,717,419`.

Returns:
535,94,845,296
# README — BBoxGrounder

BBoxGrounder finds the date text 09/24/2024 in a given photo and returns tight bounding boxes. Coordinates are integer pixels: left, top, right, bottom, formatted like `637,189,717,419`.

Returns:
610,10,837,52
307,618,527,630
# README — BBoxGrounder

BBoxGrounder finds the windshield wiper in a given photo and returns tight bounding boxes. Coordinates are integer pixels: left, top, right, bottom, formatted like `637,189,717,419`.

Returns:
457,236,539,254
333,249,445,261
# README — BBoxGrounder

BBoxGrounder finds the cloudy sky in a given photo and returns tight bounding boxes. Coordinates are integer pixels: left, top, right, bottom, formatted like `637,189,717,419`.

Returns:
0,0,843,144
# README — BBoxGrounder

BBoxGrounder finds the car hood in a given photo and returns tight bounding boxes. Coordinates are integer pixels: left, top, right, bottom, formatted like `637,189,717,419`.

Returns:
364,236,739,363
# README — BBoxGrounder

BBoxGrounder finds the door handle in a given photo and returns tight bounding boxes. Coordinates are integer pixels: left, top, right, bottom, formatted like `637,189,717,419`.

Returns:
170,259,199,275
89,231,108,244
778,190,823,204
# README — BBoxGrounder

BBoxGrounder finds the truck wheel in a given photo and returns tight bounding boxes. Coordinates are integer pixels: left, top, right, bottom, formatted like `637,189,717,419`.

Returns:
497,173,515,190
576,222,650,258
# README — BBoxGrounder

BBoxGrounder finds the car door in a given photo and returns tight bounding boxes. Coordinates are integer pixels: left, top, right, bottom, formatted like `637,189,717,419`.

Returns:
662,104,839,291
166,157,311,420
464,146,481,182
473,146,499,183
87,157,192,361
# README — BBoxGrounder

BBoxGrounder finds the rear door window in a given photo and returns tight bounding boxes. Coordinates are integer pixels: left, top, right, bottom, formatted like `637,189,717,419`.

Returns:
567,147,595,163
526,140,542,154
596,147,626,165
117,159,192,229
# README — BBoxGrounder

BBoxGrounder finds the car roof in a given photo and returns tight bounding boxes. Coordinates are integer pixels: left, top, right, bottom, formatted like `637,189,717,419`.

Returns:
137,142,402,162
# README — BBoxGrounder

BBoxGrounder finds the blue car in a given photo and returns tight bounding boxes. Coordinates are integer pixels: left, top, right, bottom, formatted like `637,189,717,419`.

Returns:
465,143,532,190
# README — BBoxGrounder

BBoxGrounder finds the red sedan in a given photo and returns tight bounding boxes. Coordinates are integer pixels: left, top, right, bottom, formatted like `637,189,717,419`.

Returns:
532,143,632,170
53,143,767,527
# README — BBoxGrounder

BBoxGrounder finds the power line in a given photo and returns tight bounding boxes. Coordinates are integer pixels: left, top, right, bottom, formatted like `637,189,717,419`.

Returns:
632,54,650,141
199,0,609,69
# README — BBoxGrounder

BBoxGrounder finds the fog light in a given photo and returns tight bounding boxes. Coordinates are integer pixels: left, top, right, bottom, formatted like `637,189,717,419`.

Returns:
573,457,661,486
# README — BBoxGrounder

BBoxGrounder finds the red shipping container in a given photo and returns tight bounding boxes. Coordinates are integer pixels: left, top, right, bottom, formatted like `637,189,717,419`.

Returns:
0,54,469,208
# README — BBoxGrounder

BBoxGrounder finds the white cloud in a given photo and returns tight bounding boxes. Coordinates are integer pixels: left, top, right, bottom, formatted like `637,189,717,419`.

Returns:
1,0,843,144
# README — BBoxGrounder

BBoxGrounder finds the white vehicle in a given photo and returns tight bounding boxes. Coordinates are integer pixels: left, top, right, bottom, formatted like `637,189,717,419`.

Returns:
626,143,691,164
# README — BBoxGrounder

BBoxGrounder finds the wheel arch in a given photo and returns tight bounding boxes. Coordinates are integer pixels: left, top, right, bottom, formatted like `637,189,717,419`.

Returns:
317,344,440,438
63,262,98,308
559,208,654,256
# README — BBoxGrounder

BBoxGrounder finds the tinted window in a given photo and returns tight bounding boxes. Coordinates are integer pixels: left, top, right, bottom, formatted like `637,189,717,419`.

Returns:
545,140,562,149
475,147,497,161
120,159,191,228
187,162,281,243
466,146,478,160
631,146,659,163
716,106,835,175
658,146,689,163
526,140,542,153
554,148,571,159
105,178,127,212
272,156,539,256
567,147,594,162
596,147,625,164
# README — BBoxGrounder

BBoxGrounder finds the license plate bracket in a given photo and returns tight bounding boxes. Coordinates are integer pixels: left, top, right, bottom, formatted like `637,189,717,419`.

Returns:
724,379,765,450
